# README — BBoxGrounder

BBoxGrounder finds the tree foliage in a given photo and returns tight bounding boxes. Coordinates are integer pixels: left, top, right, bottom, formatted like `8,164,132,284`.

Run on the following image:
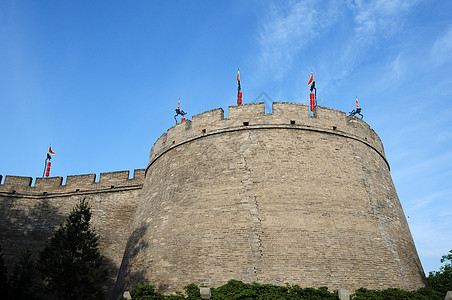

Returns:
38,198,107,300
121,280,338,300
427,249,452,296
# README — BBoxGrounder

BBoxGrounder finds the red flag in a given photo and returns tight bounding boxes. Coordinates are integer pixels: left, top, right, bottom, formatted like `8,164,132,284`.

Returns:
307,72,314,86
177,98,181,110
356,97,359,109
310,93,315,112
48,145,55,155
237,69,242,105
45,161,51,177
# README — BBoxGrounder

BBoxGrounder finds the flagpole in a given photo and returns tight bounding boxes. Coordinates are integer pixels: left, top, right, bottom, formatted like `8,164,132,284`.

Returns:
42,156,48,178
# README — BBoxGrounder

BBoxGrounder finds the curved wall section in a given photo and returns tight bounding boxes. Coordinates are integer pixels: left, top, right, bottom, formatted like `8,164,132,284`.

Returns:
116,103,425,294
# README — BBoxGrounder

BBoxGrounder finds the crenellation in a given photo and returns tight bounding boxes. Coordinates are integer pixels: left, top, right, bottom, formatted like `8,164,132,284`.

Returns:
3,175,33,187
99,171,131,186
132,169,145,180
66,173,97,186
272,102,310,123
148,103,386,168
228,102,265,124
192,108,225,131
313,106,347,129
166,119,193,147
35,176,63,189
0,170,145,196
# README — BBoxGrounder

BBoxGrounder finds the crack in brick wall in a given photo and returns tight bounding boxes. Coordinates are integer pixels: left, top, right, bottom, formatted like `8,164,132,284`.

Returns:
237,131,264,282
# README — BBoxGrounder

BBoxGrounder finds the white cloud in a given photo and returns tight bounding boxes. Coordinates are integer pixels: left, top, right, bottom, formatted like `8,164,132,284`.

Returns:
256,0,340,80
431,25,452,66
439,209,452,217
405,188,452,211
410,216,452,258
347,0,419,43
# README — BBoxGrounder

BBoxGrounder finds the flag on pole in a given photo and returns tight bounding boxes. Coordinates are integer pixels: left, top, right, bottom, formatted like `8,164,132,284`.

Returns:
356,97,359,109
177,98,181,110
237,69,242,105
308,72,314,86
43,145,54,177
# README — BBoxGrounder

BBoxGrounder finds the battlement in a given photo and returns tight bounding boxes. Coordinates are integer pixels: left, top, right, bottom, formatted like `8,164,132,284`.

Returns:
0,169,145,195
148,102,386,169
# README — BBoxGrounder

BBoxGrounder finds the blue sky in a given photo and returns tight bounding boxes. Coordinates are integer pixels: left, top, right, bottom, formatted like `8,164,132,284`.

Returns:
0,0,451,275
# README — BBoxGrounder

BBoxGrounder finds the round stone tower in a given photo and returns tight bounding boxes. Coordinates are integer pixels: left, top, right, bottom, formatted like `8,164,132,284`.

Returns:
116,102,426,294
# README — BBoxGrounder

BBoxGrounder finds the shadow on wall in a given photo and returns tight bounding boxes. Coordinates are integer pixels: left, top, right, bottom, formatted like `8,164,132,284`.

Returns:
0,196,121,298
0,196,66,268
0,196,66,296
114,223,150,298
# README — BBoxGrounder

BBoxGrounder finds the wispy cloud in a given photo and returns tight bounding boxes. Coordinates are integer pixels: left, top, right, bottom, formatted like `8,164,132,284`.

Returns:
256,0,340,80
431,25,452,66
405,188,452,211
392,151,452,183
409,213,452,259
347,0,419,44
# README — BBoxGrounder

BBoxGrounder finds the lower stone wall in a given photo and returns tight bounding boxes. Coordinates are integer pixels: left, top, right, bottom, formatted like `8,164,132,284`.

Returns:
0,186,142,297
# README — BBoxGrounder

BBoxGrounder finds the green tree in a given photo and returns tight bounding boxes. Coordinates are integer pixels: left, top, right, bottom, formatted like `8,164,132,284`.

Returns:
38,199,108,300
427,249,452,295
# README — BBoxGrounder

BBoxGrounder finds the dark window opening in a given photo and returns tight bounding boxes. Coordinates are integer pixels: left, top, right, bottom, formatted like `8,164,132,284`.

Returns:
202,129,206,134
243,122,249,126
290,120,296,125
333,126,337,130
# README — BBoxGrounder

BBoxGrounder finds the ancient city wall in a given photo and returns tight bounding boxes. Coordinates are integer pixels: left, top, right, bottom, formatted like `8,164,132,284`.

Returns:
0,102,426,298
116,102,425,295
0,169,145,296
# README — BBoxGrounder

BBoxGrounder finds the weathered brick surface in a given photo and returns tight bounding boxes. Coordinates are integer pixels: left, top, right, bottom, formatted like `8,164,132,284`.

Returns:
116,103,425,295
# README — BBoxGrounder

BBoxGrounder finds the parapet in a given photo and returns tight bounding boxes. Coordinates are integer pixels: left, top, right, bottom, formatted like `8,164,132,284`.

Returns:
148,102,386,169
0,169,145,195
